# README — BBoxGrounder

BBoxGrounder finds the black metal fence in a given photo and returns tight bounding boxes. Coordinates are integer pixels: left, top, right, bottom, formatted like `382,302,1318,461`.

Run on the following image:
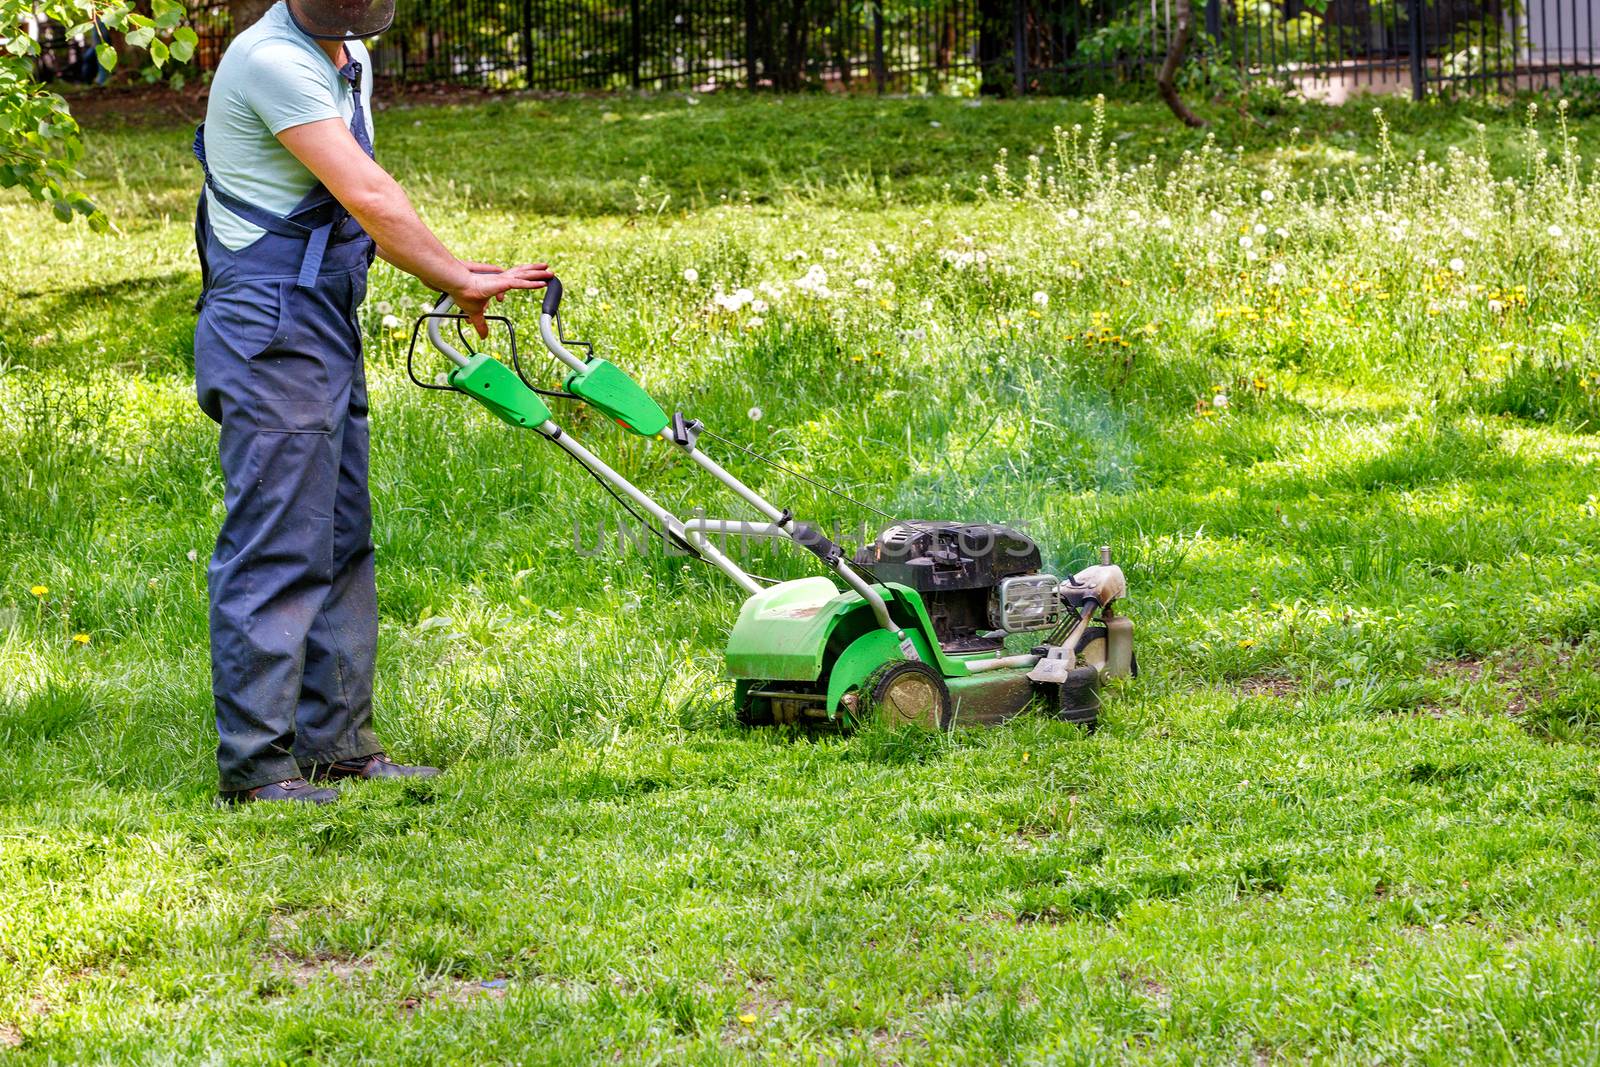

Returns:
370,0,990,92
28,0,1600,100
368,0,1600,99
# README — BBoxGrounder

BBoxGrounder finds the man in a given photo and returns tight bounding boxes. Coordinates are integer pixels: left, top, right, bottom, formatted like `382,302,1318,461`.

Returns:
193,0,550,804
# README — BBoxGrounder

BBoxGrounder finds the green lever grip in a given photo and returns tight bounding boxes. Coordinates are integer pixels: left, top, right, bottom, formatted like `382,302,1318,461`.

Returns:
449,353,553,429
564,357,669,436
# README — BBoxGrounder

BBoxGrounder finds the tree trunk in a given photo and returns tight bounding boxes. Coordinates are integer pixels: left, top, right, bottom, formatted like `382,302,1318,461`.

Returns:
228,0,276,36
977,0,1008,94
1156,0,1207,127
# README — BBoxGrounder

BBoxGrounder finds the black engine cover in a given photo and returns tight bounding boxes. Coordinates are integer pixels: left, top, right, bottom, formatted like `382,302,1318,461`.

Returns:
853,523,1043,652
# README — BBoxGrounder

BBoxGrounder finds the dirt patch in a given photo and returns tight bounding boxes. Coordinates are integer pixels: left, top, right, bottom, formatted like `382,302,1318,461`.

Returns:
1427,642,1584,718
67,79,610,131
437,975,512,1007
1428,657,1488,683
1235,674,1299,699
269,951,382,989
1139,977,1171,1013
0,1022,21,1048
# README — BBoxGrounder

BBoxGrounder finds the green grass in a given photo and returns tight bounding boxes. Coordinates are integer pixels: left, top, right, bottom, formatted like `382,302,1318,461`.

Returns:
4,89,1600,1062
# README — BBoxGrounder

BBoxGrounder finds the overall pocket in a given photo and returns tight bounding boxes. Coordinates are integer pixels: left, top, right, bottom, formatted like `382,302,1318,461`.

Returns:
195,277,288,424
246,280,339,435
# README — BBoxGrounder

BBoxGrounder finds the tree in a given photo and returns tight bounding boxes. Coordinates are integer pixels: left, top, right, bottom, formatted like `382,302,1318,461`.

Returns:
227,0,272,35
1155,0,1206,127
1,0,194,230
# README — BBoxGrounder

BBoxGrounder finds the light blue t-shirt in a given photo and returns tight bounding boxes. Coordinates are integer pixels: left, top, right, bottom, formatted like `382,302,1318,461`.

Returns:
202,1,375,251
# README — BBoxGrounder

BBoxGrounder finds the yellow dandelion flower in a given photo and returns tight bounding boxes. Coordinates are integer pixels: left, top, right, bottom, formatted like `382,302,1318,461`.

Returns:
30,584,48,597
1027,309,1042,319
738,1013,757,1026
72,633,90,645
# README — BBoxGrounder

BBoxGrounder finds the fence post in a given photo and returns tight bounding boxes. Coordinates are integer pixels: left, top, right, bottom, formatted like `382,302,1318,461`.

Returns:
1204,0,1219,40
1406,0,1424,100
1012,0,1026,94
745,0,758,89
873,3,887,92
629,0,641,88
520,0,533,87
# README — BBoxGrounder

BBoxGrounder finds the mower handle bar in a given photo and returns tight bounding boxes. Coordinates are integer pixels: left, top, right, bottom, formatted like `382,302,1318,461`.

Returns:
424,282,585,375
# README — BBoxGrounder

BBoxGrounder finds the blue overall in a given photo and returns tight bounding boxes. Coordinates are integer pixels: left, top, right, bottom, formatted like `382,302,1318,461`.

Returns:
193,57,382,791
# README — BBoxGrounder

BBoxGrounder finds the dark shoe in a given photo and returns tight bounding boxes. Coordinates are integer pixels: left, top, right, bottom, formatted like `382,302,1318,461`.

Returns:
310,752,440,782
219,778,339,806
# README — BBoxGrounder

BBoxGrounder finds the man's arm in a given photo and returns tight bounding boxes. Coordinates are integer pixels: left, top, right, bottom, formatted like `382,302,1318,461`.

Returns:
277,118,550,336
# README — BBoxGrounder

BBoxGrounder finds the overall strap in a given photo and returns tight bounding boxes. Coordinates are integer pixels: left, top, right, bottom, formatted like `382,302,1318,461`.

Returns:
192,117,363,290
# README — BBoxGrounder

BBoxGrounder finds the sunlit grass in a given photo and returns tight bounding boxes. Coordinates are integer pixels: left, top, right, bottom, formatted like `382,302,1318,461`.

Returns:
2,91,1599,1062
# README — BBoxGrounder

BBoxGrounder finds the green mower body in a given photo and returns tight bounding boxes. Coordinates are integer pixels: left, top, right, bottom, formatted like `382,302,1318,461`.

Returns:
726,576,1119,729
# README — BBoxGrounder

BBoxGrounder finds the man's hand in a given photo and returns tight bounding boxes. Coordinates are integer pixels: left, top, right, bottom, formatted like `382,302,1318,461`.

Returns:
449,263,554,337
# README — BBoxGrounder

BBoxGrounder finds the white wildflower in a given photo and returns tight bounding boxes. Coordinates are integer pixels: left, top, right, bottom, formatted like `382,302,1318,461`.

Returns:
1449,258,1466,273
1260,189,1275,203
1032,290,1049,306
1213,393,1230,409
380,314,402,328
747,406,763,421
1548,224,1565,238
682,267,700,283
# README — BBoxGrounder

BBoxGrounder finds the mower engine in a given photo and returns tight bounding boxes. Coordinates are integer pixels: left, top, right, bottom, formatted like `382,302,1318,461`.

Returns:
853,523,1063,651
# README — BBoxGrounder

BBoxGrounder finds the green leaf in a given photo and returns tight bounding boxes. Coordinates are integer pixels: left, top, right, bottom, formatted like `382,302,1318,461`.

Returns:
126,12,154,28
174,26,198,46
97,46,117,72
170,37,194,63
149,38,169,67
51,197,72,222
126,25,155,48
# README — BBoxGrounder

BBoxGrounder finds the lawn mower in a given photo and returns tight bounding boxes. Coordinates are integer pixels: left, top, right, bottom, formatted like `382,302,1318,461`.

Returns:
406,279,1136,730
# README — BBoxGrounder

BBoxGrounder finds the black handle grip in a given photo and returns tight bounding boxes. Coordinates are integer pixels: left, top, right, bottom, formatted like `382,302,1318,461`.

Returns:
541,276,563,317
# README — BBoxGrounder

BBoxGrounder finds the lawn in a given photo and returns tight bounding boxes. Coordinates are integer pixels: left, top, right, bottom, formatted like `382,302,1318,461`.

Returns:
3,88,1600,1063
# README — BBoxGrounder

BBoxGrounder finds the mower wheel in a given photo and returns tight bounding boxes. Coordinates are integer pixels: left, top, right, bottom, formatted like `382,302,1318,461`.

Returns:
861,661,953,731
1075,624,1109,670
1056,665,1101,732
